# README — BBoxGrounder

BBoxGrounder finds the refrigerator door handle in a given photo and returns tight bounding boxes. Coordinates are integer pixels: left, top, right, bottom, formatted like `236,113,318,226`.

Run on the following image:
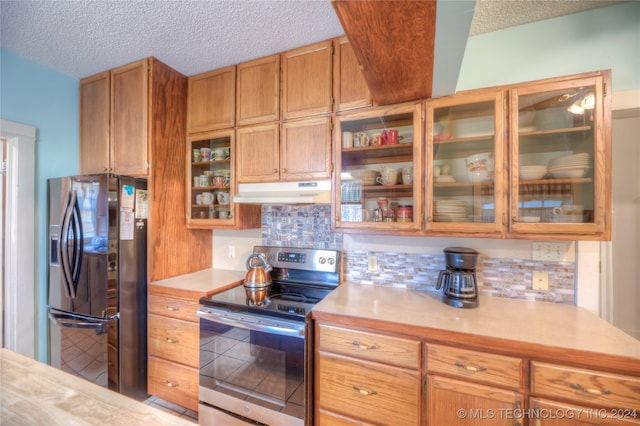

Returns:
48,310,116,334
59,190,84,299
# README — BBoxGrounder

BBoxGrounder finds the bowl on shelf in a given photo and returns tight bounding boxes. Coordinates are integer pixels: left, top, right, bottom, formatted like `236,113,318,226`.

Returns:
549,167,588,179
519,165,547,180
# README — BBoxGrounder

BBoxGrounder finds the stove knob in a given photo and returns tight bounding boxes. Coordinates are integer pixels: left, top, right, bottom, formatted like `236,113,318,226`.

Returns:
319,257,326,264
328,257,335,265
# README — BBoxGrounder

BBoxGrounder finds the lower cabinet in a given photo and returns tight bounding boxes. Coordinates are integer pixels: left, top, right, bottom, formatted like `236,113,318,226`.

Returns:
147,292,200,412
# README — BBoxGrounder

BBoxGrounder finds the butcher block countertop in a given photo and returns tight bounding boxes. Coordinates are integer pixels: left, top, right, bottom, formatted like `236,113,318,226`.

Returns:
312,282,640,374
0,349,193,425
149,268,245,299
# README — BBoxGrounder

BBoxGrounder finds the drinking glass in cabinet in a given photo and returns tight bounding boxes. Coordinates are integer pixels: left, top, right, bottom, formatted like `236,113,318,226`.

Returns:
431,100,497,224
515,85,596,224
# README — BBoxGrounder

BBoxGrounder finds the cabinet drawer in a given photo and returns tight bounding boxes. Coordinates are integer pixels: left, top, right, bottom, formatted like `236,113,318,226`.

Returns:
148,356,199,412
531,362,640,410
148,294,199,322
530,397,640,425
426,344,523,389
316,408,376,426
148,313,199,367
317,324,420,370
316,353,421,425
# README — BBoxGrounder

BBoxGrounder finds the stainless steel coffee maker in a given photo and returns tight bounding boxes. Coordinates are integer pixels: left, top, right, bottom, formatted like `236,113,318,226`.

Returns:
436,247,479,308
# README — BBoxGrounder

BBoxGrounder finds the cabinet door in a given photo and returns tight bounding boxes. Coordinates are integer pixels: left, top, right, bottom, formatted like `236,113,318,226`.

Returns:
281,40,333,120
237,55,280,126
281,116,332,181
333,36,372,112
529,398,640,425
236,123,280,183
509,73,611,240
111,59,149,176
334,103,423,233
188,66,236,133
426,375,524,426
79,72,110,174
426,90,506,237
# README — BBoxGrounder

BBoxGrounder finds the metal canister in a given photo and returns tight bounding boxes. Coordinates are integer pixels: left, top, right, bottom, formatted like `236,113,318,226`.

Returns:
397,205,413,222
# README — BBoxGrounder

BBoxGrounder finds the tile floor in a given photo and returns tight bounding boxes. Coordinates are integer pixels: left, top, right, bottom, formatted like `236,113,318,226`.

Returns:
144,396,198,423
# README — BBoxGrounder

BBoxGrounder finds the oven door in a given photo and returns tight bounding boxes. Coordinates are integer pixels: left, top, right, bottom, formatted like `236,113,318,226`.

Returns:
197,307,306,426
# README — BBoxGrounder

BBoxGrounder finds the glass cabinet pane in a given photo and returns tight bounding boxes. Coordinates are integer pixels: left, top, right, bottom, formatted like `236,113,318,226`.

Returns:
188,132,233,222
513,83,597,225
430,96,501,228
336,105,421,230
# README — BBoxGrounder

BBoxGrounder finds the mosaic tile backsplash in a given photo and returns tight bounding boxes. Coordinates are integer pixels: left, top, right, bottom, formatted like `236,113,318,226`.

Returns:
261,205,575,304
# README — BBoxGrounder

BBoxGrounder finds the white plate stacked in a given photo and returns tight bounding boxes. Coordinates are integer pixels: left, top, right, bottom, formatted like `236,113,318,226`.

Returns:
519,165,547,180
434,199,467,222
548,153,591,178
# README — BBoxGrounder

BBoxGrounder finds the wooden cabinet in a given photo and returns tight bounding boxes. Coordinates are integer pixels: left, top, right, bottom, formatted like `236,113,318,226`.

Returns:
425,70,611,241
79,59,151,176
147,292,200,412
529,398,640,425
236,118,332,183
530,362,640,424
236,54,280,126
79,72,110,174
186,129,261,228
334,103,423,233
187,65,236,133
315,323,422,425
333,36,372,112
281,40,333,120
426,375,524,426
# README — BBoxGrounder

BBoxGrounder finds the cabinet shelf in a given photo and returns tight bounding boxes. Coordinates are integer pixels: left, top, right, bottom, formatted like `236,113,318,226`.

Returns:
192,185,230,191
363,184,413,195
191,159,231,167
343,143,413,161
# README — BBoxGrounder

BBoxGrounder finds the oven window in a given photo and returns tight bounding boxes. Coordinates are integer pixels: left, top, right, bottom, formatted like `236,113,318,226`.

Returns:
200,318,305,419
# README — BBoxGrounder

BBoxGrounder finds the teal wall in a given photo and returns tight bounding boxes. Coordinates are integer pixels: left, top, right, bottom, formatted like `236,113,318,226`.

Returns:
458,2,640,92
1,48,79,361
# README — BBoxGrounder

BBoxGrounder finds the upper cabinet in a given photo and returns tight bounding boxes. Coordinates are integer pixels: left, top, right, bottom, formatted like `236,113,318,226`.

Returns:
187,66,236,133
333,36,372,112
79,72,110,174
79,58,153,176
425,70,611,241
426,90,506,237
236,55,280,126
508,72,611,240
334,103,423,233
281,40,333,120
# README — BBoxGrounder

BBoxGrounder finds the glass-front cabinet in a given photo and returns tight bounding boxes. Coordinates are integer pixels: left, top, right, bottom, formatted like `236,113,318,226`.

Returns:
334,103,423,232
426,91,505,236
187,130,235,227
509,73,610,239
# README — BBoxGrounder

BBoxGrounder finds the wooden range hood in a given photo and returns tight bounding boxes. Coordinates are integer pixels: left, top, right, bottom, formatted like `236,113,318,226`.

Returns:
331,0,437,105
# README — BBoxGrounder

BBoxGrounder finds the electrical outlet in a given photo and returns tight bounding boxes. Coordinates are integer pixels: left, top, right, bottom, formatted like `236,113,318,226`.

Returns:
228,245,235,259
367,255,378,272
532,242,566,261
532,270,549,290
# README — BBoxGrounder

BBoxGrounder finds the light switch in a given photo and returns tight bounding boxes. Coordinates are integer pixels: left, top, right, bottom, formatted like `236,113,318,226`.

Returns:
367,255,378,272
532,270,549,290
532,242,566,261
228,245,235,258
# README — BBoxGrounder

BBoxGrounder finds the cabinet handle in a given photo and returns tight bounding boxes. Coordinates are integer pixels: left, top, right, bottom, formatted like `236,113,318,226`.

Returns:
166,306,179,311
352,341,378,350
281,168,287,173
454,361,487,372
273,168,278,173
165,337,179,344
165,380,179,388
570,383,611,396
352,385,377,396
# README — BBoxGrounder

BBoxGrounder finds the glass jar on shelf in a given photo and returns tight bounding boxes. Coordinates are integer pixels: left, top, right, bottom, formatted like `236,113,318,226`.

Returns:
334,103,423,232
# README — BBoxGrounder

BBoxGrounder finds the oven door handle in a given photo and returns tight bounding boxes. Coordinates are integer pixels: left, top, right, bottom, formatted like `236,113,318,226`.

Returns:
197,309,305,338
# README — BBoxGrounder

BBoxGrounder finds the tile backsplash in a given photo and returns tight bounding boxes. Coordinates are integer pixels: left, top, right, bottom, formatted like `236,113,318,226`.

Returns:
260,205,575,304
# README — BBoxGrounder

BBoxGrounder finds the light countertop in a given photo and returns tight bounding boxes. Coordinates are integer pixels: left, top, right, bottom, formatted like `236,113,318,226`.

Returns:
150,268,245,299
312,282,640,363
0,349,193,425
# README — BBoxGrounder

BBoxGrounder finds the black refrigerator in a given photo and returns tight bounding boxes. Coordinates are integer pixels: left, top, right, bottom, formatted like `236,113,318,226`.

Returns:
47,173,148,400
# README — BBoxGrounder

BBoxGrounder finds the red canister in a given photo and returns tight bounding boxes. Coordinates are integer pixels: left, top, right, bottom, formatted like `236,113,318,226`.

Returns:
397,205,413,222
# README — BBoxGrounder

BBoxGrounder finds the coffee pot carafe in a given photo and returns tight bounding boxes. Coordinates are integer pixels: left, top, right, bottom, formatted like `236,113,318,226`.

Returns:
436,247,479,309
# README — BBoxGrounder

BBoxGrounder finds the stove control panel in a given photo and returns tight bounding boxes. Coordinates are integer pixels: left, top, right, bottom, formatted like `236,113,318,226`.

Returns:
255,246,340,274
278,252,306,264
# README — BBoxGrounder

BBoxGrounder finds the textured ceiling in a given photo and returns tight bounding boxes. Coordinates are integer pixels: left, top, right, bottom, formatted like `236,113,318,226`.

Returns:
0,0,627,80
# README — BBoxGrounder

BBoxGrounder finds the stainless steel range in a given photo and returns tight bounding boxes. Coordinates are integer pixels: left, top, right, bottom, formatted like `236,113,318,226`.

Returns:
197,246,342,425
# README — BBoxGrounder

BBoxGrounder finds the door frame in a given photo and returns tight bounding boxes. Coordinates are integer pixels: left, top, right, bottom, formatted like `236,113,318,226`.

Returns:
1,119,36,358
